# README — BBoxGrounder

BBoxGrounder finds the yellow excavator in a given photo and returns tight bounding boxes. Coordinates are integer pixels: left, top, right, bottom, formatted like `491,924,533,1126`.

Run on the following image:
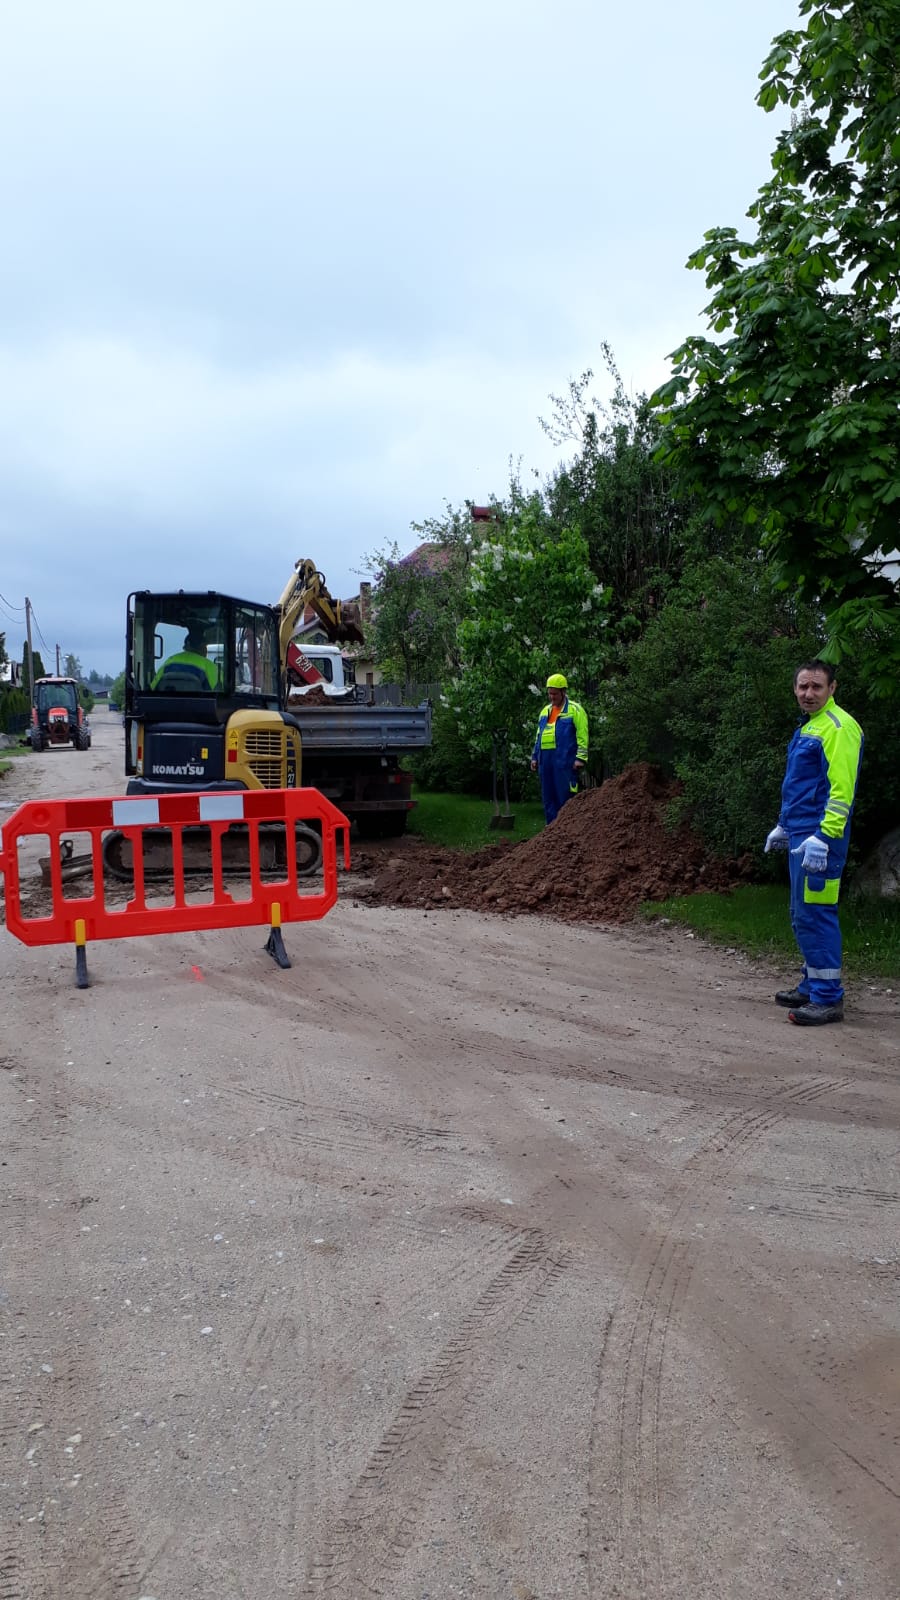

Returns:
104,559,365,879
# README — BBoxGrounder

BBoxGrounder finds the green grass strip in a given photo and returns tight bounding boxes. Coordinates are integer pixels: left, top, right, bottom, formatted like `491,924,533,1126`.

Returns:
641,885,900,981
408,788,546,851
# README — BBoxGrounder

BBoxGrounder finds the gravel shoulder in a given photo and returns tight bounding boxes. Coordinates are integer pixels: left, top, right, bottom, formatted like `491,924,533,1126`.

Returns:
1,708,899,1600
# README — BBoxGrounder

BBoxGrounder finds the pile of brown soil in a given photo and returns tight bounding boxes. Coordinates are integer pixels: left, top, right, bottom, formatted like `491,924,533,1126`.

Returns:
352,762,753,924
287,686,332,706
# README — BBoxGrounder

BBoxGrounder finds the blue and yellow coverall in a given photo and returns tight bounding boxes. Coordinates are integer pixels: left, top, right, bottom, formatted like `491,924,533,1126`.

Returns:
778,697,863,1006
532,696,589,824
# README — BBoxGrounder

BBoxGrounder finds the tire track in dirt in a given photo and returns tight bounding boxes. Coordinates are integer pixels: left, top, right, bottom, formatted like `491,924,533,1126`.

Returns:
497,1043,894,1127
302,1231,570,1597
588,1074,852,1600
221,1046,338,1593
54,1068,460,1201
38,1034,539,1589
208,1041,574,1593
0,1042,158,1600
697,1273,900,1549
0,1197,154,1600
744,1177,900,1228
219,1081,458,1154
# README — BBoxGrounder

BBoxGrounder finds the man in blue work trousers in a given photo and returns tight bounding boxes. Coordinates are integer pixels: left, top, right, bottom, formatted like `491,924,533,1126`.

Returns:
530,673,589,825
764,659,863,1026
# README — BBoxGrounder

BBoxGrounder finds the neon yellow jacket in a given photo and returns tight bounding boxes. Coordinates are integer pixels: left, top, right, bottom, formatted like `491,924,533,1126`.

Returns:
152,650,219,690
778,696,863,865
531,697,588,765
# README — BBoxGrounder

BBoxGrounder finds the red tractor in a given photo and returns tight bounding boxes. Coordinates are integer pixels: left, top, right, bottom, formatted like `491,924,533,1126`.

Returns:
29,677,92,752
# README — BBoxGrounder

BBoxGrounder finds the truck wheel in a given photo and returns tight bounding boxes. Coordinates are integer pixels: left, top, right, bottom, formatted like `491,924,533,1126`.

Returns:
74,727,90,751
29,727,45,753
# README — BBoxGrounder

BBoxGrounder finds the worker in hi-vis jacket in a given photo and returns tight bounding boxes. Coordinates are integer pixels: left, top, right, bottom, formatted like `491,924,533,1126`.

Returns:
530,673,589,825
764,658,863,1028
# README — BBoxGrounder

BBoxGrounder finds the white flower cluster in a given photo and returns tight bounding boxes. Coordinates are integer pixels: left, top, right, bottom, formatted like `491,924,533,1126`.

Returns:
789,105,813,132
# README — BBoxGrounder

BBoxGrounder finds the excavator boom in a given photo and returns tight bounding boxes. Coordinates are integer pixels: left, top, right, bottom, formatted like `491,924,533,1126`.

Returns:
276,558,365,670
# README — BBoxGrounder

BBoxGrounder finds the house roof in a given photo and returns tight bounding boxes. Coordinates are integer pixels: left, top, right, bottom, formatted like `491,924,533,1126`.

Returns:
398,542,455,575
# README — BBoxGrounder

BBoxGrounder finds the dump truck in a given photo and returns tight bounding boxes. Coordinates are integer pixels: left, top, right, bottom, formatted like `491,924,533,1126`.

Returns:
290,696,431,838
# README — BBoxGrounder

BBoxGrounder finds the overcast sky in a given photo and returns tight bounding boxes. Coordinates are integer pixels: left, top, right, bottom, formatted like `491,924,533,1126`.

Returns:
0,0,796,676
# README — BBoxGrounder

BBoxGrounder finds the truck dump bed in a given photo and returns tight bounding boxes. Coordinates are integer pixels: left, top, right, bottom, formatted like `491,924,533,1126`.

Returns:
287,701,432,753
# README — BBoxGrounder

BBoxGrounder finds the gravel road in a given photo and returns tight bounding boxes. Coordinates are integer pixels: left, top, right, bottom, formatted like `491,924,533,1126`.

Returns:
1,707,898,1600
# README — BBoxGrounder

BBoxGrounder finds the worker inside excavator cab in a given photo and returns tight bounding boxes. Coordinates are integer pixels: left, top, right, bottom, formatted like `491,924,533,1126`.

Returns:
151,618,222,693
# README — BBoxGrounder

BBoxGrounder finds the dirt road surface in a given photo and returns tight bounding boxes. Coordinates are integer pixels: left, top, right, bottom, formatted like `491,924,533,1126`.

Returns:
2,708,898,1600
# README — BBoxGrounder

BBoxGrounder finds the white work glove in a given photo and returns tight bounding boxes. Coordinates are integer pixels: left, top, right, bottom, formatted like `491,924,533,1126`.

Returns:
792,835,828,873
764,824,789,853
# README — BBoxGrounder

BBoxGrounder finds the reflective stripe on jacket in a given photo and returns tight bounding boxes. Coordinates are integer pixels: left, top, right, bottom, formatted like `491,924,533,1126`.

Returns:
531,698,588,764
778,697,863,856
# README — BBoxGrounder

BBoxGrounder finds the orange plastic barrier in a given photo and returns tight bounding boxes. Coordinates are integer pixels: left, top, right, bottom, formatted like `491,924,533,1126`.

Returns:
0,787,350,987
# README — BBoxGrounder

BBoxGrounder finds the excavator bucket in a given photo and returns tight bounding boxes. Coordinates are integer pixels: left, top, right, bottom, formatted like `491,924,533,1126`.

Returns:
277,562,367,652
331,602,365,646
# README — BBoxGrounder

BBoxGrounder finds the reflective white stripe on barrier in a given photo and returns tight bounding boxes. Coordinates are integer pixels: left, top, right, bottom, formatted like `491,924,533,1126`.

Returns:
199,794,246,821
112,799,161,826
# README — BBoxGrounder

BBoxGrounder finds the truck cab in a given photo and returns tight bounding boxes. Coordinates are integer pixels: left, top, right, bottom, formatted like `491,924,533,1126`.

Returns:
286,642,358,701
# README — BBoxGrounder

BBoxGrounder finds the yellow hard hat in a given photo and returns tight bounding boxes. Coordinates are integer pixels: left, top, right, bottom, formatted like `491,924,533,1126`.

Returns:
546,673,568,689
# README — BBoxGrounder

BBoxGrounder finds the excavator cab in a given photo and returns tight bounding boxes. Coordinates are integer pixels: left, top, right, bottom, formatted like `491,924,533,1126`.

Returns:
124,590,299,794
108,589,316,884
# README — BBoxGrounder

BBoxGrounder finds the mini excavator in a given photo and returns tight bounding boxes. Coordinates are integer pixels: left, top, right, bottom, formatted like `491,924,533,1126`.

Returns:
102,559,364,881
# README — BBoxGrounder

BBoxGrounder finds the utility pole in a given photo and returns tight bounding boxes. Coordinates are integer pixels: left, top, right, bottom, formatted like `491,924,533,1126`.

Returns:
25,597,35,706
56,643,61,675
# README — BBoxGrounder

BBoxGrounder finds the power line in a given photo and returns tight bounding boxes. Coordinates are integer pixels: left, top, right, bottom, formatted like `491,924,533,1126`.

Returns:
29,606,51,655
0,590,26,613
0,598,25,627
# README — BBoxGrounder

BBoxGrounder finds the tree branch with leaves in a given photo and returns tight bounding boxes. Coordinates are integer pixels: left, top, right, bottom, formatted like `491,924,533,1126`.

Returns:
652,0,900,691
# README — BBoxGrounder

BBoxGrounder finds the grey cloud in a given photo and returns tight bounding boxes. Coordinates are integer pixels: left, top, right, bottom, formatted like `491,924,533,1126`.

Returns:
1,0,792,673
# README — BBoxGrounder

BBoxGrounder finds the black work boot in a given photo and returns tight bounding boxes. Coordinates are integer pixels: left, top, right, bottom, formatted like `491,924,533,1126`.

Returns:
775,987,809,1008
788,1001,844,1026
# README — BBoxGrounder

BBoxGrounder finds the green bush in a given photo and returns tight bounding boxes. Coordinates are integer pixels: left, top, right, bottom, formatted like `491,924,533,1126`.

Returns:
411,696,562,803
408,700,494,796
0,687,30,733
109,669,126,711
602,555,824,858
